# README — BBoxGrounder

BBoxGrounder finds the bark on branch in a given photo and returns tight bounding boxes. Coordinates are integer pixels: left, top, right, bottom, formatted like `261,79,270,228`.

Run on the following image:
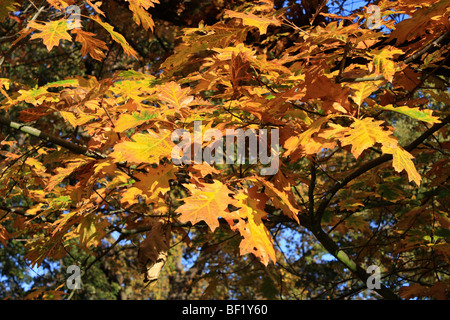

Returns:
0,116,105,159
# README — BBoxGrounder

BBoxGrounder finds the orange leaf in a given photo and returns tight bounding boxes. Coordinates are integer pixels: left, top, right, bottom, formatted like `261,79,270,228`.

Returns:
157,81,194,109
71,29,108,61
176,180,239,231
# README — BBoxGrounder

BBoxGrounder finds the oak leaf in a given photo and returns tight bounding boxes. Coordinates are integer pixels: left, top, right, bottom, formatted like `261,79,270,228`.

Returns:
137,220,171,284
28,19,72,51
225,10,281,35
339,117,397,159
232,188,276,266
92,15,138,58
71,29,108,61
110,129,175,165
176,180,239,231
369,46,403,82
381,145,421,186
377,104,441,124
157,81,194,109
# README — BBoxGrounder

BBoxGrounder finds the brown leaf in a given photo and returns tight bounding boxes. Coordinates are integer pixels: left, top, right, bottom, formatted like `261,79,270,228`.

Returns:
137,220,171,283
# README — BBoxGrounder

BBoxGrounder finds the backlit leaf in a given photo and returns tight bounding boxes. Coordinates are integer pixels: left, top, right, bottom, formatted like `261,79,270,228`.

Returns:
339,117,397,158
110,129,175,164
377,104,441,124
231,188,276,266
71,29,108,61
92,15,138,58
176,180,239,231
225,10,281,35
381,144,421,186
28,19,72,51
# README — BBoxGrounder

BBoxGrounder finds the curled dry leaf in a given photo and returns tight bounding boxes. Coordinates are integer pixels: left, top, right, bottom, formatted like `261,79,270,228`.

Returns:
137,220,171,284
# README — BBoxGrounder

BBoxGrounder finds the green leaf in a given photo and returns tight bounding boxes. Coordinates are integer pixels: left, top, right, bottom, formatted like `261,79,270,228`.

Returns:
114,109,159,132
377,104,441,124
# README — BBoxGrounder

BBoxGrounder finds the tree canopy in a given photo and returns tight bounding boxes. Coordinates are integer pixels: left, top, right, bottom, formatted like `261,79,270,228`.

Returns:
0,0,449,300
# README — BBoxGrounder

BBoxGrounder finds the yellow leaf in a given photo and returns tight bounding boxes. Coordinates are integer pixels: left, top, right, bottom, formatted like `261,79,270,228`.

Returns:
91,15,138,58
128,1,156,31
339,117,397,158
232,188,276,266
370,46,403,82
133,164,178,199
110,129,175,164
225,10,281,35
76,214,110,248
120,187,144,205
28,19,72,51
349,80,384,106
283,115,334,158
377,104,441,124
114,109,159,132
381,145,421,186
255,177,299,223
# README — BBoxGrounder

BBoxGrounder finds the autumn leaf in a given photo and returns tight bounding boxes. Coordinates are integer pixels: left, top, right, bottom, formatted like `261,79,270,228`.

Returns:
120,187,144,205
45,157,91,191
92,15,138,58
176,180,239,231
133,163,178,199
0,224,10,246
225,9,281,35
283,115,334,158
71,29,108,61
388,0,450,46
127,0,159,31
369,46,403,82
137,220,170,284
349,81,384,106
381,145,421,186
76,213,110,248
255,177,300,223
28,19,72,51
157,81,194,109
377,104,441,124
110,129,175,164
46,1,72,10
114,109,159,132
339,117,397,159
0,0,19,22
232,188,276,266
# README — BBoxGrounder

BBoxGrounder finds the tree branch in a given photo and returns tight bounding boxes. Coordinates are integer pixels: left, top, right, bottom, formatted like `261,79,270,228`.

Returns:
308,225,400,300
0,116,105,159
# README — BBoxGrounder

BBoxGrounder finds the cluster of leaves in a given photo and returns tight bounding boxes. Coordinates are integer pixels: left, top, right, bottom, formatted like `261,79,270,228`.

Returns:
0,0,449,299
